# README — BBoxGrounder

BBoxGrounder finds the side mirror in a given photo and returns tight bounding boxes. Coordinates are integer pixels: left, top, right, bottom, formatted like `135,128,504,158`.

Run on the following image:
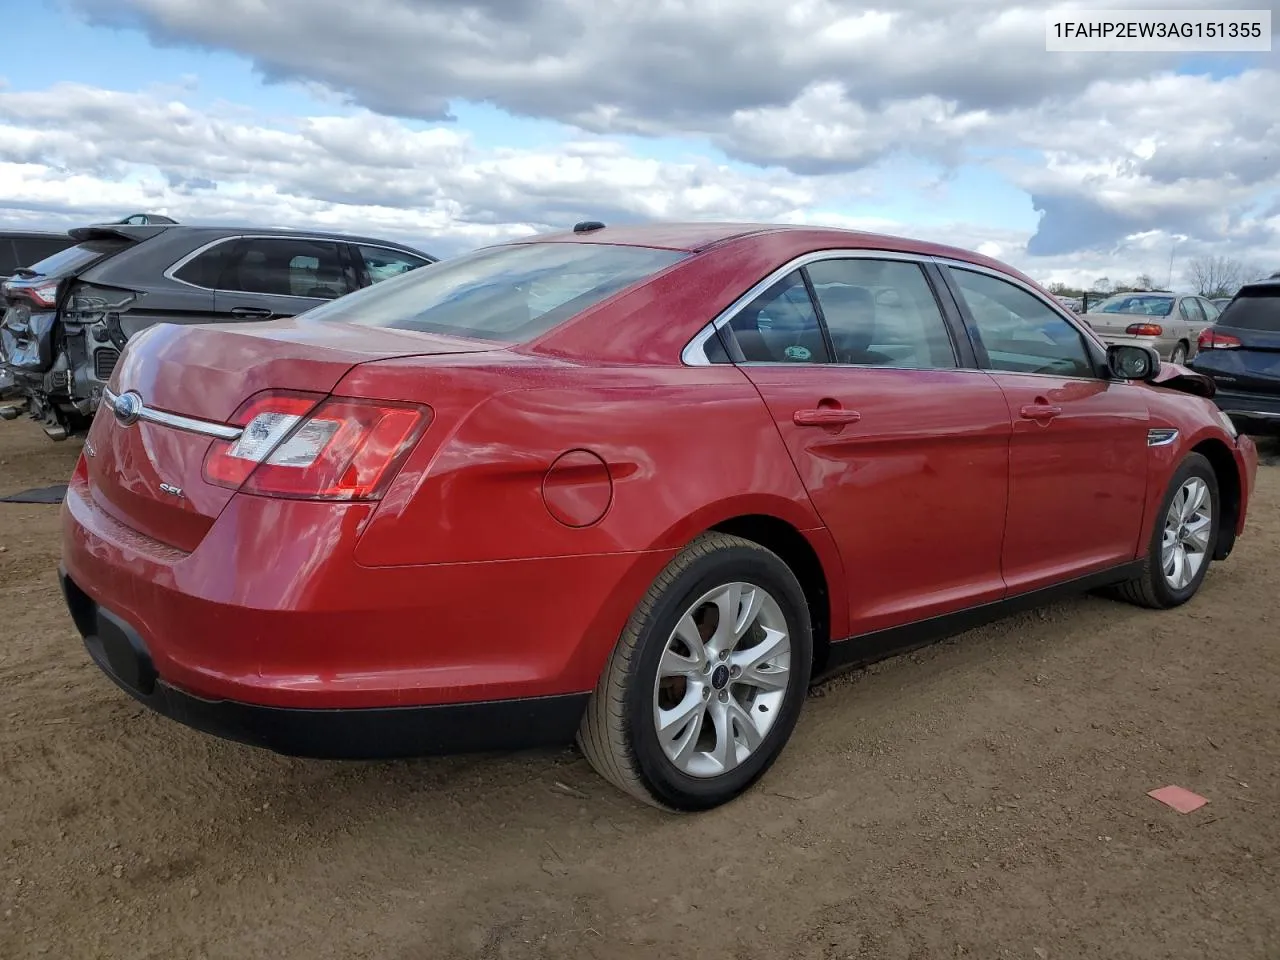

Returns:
1108,343,1161,381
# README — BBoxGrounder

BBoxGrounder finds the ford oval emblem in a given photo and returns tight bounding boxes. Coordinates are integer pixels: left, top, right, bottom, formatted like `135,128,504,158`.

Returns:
112,390,144,427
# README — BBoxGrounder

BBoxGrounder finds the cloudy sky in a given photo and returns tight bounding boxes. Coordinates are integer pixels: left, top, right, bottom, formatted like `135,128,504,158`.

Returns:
1,0,1277,290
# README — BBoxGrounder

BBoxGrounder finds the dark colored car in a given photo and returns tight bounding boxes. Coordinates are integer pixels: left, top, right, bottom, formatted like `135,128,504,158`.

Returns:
0,229,76,283
1192,281,1280,435
58,220,1256,810
0,230,77,399
1,224,436,439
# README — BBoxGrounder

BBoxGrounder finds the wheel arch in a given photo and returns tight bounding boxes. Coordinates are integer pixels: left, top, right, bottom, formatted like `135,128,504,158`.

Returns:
1191,436,1241,560
708,513,842,678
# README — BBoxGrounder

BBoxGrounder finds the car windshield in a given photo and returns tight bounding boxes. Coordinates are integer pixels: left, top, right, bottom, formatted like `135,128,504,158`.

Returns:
1218,289,1280,331
1088,294,1175,317
301,241,687,342
18,239,131,278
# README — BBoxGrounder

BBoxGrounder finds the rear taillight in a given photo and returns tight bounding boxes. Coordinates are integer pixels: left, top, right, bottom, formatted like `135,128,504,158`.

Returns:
6,280,60,308
1198,328,1241,350
202,390,431,501
1126,322,1163,336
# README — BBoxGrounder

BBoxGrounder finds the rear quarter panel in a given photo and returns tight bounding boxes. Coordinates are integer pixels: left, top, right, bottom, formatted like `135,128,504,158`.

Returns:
342,358,829,562
336,354,851,669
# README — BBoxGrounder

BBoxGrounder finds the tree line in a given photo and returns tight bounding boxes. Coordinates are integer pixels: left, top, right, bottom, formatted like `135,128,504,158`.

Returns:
1046,256,1274,301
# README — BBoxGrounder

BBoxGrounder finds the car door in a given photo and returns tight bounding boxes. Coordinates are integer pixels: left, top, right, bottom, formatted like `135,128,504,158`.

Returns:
212,236,357,321
1176,297,1207,359
941,263,1150,593
722,254,1013,635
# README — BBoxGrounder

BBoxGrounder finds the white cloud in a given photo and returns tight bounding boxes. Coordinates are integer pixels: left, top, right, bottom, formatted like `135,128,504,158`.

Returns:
4,0,1280,291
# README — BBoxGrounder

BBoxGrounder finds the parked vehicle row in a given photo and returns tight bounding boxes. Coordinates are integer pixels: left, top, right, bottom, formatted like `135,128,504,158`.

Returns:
1082,291,1222,364
1,223,436,438
57,220,1257,810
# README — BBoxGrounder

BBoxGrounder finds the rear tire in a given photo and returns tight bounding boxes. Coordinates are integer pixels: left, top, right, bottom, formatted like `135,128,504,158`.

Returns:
577,533,812,811
1107,452,1218,609
1170,342,1188,365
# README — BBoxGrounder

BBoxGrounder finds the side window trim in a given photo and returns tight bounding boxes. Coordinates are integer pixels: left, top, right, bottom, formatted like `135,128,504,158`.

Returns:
683,248,963,368
165,234,359,297
931,258,1111,380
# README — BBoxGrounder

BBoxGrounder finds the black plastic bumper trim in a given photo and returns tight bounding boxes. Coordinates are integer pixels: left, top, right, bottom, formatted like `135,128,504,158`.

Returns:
59,567,589,759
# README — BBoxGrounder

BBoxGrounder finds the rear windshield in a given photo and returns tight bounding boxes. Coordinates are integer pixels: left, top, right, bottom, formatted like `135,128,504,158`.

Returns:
21,239,133,279
1218,289,1280,332
300,241,687,342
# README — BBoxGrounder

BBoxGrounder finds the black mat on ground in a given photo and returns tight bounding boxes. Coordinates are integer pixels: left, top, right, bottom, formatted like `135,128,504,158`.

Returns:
0,484,67,504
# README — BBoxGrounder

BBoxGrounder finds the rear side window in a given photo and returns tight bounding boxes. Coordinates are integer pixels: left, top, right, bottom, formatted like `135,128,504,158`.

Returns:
13,237,73,266
172,241,233,289
215,238,355,299
303,242,687,342
725,270,830,363
19,239,130,279
1218,290,1280,331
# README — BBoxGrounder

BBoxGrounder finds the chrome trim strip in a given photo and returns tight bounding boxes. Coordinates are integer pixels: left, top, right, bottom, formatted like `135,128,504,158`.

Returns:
1222,409,1280,420
102,388,242,441
680,248,931,366
1147,427,1180,447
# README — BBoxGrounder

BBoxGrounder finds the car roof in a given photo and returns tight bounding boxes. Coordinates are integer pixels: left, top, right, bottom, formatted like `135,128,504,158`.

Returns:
66,222,433,252
519,221,1029,279
1236,278,1280,295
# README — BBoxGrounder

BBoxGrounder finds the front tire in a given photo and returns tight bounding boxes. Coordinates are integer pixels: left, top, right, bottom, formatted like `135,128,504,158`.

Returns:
1109,452,1218,609
578,533,813,811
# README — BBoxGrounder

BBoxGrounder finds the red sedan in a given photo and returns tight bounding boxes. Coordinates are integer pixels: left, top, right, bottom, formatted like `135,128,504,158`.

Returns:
59,221,1258,810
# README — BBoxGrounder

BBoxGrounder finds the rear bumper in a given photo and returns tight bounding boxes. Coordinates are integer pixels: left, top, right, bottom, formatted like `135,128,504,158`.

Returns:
60,473,676,717
1213,388,1280,435
61,567,588,758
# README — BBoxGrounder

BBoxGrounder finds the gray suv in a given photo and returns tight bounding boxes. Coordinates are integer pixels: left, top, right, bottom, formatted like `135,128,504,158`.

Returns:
1,223,436,439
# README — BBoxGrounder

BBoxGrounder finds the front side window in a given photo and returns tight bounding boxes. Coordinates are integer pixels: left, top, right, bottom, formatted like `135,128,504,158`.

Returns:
303,241,686,342
952,269,1094,378
807,258,955,368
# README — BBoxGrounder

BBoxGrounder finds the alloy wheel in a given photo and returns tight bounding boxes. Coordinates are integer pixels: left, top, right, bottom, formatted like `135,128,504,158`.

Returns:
1161,476,1212,590
652,581,791,778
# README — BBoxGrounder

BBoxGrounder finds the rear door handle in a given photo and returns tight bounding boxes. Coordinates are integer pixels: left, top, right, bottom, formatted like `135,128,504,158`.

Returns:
793,408,862,426
1019,403,1063,422
229,306,274,319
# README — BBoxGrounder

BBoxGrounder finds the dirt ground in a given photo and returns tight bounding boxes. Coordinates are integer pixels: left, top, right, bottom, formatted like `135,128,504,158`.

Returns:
0,417,1278,960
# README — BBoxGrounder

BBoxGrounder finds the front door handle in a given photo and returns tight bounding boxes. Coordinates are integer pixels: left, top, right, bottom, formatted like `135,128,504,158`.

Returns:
793,408,862,427
1019,403,1063,422
229,306,274,319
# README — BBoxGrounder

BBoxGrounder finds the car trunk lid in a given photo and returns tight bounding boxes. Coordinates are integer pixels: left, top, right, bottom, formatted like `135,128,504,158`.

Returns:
84,318,493,552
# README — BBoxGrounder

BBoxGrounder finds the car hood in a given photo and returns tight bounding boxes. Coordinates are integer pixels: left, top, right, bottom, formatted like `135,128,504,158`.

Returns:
1152,361,1215,399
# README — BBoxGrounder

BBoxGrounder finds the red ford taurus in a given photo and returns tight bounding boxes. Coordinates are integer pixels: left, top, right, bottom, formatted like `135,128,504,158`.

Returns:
59,221,1258,810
